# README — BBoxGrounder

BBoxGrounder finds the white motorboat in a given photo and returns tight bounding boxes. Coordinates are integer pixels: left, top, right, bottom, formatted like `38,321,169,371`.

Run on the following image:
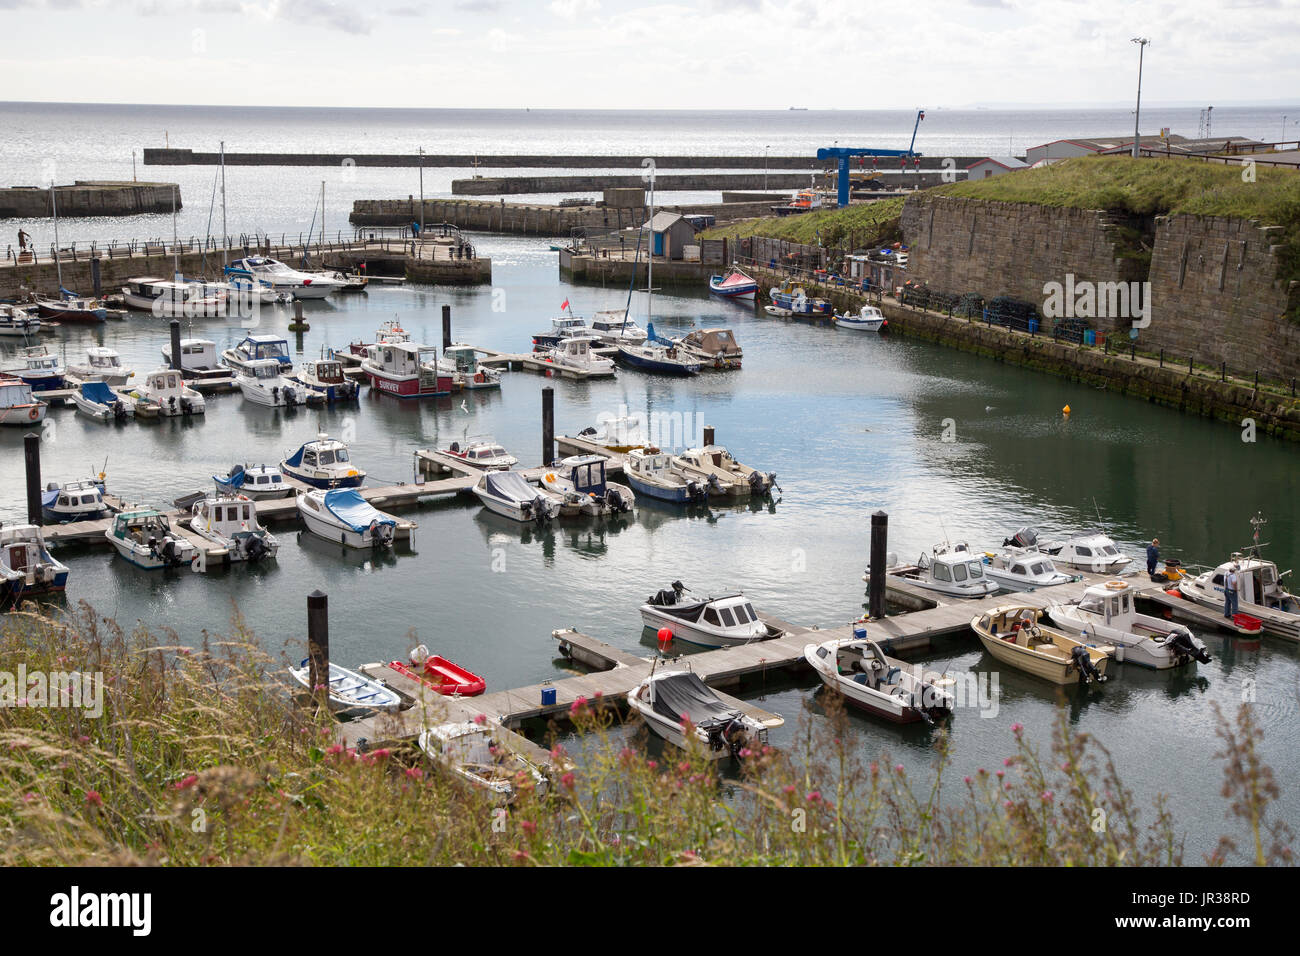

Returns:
542,455,636,517
41,477,108,523
0,377,48,427
833,304,888,332
72,381,134,422
222,333,292,375
569,414,648,453
287,659,401,711
639,581,779,648
627,669,773,760
237,358,306,408
128,367,206,417
213,463,293,500
0,305,41,337
67,346,132,386
296,488,405,548
675,327,743,369
1053,534,1133,574
13,344,66,391
440,344,501,390
225,256,344,299
187,492,280,569
1178,549,1299,641
0,523,69,605
540,336,616,378
588,310,647,345
981,548,1077,591
120,277,225,318
162,338,236,385
804,635,955,724
471,470,561,524
291,357,358,403
675,444,777,498
281,433,364,488
867,544,999,598
1047,580,1211,669
531,315,591,350
417,721,548,802
104,510,195,570
622,447,713,504
440,438,518,472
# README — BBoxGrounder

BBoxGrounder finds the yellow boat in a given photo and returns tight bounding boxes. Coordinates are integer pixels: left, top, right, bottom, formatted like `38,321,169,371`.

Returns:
970,605,1110,685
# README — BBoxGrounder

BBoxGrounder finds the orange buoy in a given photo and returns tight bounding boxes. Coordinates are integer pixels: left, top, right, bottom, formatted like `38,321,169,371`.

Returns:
1062,404,1071,417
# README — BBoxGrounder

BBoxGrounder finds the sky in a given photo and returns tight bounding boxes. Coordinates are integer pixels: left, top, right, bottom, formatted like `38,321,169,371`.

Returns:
0,0,1298,109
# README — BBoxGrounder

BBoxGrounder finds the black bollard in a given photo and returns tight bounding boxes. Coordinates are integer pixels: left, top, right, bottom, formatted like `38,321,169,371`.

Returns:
24,432,42,526
868,510,888,620
442,303,452,351
306,591,330,704
169,319,182,372
541,386,555,467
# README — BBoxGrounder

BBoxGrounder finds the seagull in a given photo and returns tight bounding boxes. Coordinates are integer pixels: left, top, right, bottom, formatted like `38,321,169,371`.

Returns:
459,400,469,414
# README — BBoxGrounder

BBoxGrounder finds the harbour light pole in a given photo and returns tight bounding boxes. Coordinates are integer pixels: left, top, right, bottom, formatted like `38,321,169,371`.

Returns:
1131,37,1150,159
764,145,770,191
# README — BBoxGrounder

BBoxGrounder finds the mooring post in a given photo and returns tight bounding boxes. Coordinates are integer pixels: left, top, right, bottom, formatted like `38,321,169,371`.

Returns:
703,424,715,446
1221,361,1226,382
541,386,555,467
442,304,452,351
90,257,102,297
24,432,42,526
868,511,888,620
1159,348,1164,368
169,319,182,371
306,590,330,705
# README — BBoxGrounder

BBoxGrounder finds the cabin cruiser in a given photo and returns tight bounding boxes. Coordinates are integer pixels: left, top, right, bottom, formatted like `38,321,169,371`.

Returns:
222,333,292,374
67,347,132,386
440,439,517,472
1048,580,1210,669
14,345,65,391
834,304,888,332
287,660,401,712
296,488,406,548
236,358,305,408
675,444,776,497
540,336,616,378
1178,552,1300,642
804,635,955,724
41,478,108,523
981,548,1076,591
622,447,713,503
213,463,293,499
1000,527,1131,574
35,292,107,323
769,282,831,315
971,605,1110,685
570,415,648,453
418,722,548,802
540,455,636,517
162,339,235,385
0,377,47,426
291,357,358,403
615,326,701,376
0,524,69,605
588,310,647,345
104,510,195,570
867,545,999,598
531,315,590,350
72,381,134,422
281,434,364,488
224,256,345,299
471,470,561,524
348,318,409,357
120,277,224,318
186,493,279,568
675,328,742,369
361,341,452,398
640,581,778,648
0,305,40,337
128,367,206,417
627,669,772,760
440,345,501,390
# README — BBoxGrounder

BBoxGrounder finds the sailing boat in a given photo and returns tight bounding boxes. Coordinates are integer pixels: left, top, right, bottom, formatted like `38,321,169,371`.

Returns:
34,182,108,323
199,142,277,312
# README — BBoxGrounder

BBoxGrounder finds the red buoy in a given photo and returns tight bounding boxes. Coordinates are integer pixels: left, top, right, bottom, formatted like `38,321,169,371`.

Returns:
657,627,673,647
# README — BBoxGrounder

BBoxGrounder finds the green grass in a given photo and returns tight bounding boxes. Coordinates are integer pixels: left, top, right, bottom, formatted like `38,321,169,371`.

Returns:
700,196,905,248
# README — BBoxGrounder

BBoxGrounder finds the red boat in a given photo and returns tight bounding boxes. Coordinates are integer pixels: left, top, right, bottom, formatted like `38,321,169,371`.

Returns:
361,340,452,397
348,319,409,357
388,654,486,697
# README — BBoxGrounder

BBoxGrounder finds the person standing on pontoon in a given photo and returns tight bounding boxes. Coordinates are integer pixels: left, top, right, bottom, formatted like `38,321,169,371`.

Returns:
1146,538,1160,576
1224,563,1240,619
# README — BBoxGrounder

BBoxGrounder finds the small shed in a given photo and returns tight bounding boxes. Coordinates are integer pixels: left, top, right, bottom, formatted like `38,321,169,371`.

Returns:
966,157,1028,180
643,212,696,261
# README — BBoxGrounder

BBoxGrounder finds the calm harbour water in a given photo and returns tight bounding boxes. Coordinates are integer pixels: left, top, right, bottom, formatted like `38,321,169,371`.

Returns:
2,105,1298,857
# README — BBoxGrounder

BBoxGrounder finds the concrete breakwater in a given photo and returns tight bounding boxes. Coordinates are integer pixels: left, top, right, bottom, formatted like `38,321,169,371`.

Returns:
0,182,180,219
144,148,831,169
452,173,823,195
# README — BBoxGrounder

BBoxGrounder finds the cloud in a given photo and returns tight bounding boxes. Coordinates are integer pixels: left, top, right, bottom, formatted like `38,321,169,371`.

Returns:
549,0,599,19
454,0,503,10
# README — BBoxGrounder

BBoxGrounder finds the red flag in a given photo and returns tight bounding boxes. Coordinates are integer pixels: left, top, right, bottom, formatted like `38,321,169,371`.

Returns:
561,298,570,311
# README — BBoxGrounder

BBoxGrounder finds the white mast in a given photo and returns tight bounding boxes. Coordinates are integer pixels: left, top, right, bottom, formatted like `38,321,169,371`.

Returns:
50,181,63,293
220,140,227,267
321,180,326,252
171,185,180,281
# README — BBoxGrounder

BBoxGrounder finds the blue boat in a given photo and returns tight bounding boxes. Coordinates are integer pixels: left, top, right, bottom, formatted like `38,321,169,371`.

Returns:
614,323,702,376
769,284,832,315
1,524,70,605
281,434,365,489
222,334,292,372
41,478,108,524
622,448,711,503
17,346,66,391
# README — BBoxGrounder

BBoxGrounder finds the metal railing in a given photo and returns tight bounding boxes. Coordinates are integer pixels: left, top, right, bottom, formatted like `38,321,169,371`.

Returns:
5,230,368,268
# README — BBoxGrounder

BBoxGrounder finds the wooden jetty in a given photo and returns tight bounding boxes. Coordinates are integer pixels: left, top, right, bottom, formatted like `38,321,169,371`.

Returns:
474,345,616,381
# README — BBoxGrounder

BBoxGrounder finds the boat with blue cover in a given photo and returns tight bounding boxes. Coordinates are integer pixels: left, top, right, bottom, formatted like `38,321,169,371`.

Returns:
42,478,108,523
281,434,365,489
296,488,404,548
614,323,701,376
213,463,293,499
15,345,66,391
72,381,134,422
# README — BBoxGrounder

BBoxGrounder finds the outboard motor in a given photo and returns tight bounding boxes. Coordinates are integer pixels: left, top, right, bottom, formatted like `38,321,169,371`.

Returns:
271,386,280,404
577,426,597,438
284,387,298,407
705,473,723,496
160,535,180,567
242,535,270,563
530,495,550,526
373,522,395,549
1169,630,1211,664
167,395,178,414
1069,645,1106,685
747,470,766,494
112,400,127,421
722,719,752,760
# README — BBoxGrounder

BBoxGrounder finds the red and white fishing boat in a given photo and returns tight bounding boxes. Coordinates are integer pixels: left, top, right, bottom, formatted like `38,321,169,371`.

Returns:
388,646,486,696
349,318,410,357
708,268,758,300
361,340,452,398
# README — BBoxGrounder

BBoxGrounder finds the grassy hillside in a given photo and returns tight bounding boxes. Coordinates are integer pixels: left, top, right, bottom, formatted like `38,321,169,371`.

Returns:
700,196,905,248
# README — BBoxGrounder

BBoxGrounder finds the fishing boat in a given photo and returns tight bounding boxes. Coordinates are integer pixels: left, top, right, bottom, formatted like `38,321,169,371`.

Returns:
161,339,236,388
14,345,66,391
0,377,47,426
128,367,206,417
187,492,279,566
281,434,364,488
471,470,561,524
0,305,41,337
224,256,344,299
981,548,1077,591
1177,549,1299,641
213,463,293,500
348,318,409,357
769,283,831,315
417,722,548,801
0,524,69,605
804,635,955,724
640,581,779,648
867,545,999,598
104,510,195,570
120,277,224,318
440,345,501,390
540,455,636,517
440,439,517,472
971,605,1110,685
360,341,452,398
531,315,590,350
1047,580,1211,669
72,381,133,422
708,268,758,300
222,333,292,374
67,347,132,386
388,645,485,696
288,357,357,403
622,447,713,503
296,488,404,548
236,358,305,408
540,336,616,378
615,335,701,376
675,327,743,369
588,310,647,345
675,444,777,497
34,292,107,323
287,659,401,711
833,304,888,332
41,478,108,523
569,415,648,453
626,669,770,760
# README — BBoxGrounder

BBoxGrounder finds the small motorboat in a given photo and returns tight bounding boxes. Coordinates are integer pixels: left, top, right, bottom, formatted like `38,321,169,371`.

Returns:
622,447,713,503
1047,580,1211,669
121,278,224,318
291,357,359,403
361,341,453,398
348,318,409,357
35,292,107,323
1177,544,1299,642
804,634,955,724
440,438,518,472
0,377,48,426
1053,534,1133,574
588,310,646,345
640,581,779,648
281,434,365,488
236,358,305,408
129,367,206,417
440,344,501,390
675,327,742,369
213,463,293,500
627,669,772,760
187,492,280,567
387,644,485,696
541,336,616,378
971,605,1110,685
0,305,41,337
308,268,368,292
225,256,344,300
296,488,405,549
867,544,999,598
833,304,888,332
769,283,831,315
981,547,1077,591
287,659,401,711
570,415,647,453
41,477,108,523
615,326,701,376
72,381,134,422
531,315,590,350
162,338,236,385
14,345,66,391
675,444,777,497
0,523,69,606
708,268,758,301
222,333,292,374
67,347,133,386
104,510,195,570
417,721,548,801
543,454,635,516
471,470,561,524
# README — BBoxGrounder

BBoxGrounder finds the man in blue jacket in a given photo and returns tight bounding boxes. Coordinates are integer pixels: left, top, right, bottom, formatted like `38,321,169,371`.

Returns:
1146,538,1160,576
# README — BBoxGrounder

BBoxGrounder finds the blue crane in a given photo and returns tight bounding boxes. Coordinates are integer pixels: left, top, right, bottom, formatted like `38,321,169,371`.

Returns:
817,109,925,208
